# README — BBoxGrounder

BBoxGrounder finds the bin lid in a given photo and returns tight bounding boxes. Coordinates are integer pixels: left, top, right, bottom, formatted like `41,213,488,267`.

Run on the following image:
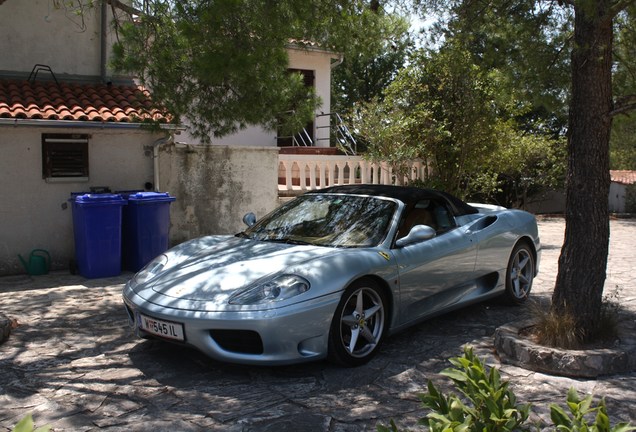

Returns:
127,192,176,203
74,193,126,206
116,190,144,199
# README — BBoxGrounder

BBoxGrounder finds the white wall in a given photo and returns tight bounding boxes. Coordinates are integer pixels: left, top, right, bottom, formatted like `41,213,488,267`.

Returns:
0,126,162,275
180,46,338,147
202,125,277,147
0,0,121,78
157,143,280,244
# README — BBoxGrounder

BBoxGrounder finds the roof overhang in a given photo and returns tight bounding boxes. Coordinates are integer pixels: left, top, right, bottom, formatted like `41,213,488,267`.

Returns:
0,118,184,131
286,42,343,61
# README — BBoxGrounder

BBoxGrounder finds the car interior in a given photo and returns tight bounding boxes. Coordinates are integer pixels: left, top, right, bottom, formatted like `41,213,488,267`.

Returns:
397,199,455,239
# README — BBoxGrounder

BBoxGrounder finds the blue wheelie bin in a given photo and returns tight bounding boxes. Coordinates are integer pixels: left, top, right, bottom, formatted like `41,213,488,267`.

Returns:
71,193,127,278
121,191,176,272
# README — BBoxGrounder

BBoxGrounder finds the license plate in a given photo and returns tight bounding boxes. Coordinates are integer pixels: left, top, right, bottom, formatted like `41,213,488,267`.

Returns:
139,314,185,341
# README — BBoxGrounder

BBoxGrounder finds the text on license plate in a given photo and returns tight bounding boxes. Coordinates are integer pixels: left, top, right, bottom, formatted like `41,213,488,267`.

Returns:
139,314,185,341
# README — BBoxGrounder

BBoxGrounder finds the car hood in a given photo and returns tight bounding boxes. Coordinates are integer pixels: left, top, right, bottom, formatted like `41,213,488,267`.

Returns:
137,236,335,310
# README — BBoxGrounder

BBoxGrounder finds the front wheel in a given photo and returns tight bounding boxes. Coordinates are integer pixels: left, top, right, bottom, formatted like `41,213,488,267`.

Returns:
328,279,388,367
504,242,535,305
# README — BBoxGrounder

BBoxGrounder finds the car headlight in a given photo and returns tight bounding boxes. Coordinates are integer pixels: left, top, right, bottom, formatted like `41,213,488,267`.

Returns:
132,254,169,286
228,275,310,305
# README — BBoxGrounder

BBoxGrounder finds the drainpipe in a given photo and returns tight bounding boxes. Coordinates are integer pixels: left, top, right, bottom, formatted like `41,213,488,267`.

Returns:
100,0,108,82
150,136,172,192
330,53,344,69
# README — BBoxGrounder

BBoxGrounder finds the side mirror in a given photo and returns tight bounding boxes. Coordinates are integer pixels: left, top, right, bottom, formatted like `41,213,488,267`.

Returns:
395,225,436,247
243,212,257,227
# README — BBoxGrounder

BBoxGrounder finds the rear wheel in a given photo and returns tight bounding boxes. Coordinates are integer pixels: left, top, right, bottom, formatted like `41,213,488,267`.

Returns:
504,242,535,304
328,279,387,367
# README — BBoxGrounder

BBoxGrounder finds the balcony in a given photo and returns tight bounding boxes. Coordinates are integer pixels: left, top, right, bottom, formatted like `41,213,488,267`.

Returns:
278,147,427,197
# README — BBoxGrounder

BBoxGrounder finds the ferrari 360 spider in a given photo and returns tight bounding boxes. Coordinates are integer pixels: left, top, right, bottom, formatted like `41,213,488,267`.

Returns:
123,185,540,366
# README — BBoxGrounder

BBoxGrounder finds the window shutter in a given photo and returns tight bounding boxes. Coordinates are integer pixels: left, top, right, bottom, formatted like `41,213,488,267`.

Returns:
42,134,89,178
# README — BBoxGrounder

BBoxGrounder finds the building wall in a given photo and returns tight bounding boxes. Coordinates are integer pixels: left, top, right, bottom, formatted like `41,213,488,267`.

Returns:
157,143,280,244
179,46,337,147
189,124,276,148
0,126,161,275
0,0,120,78
609,182,627,213
524,190,566,214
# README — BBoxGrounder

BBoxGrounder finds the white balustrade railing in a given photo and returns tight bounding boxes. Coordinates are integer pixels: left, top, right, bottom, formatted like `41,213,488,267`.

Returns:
278,154,427,193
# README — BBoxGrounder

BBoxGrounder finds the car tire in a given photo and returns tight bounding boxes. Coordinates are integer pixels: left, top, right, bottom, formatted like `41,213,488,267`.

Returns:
327,278,387,367
504,242,535,305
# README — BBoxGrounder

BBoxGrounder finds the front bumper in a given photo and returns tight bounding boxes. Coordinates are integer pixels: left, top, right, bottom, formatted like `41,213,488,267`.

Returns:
122,283,342,365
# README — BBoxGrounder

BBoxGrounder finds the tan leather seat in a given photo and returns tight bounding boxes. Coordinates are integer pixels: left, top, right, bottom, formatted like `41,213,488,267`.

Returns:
399,208,437,238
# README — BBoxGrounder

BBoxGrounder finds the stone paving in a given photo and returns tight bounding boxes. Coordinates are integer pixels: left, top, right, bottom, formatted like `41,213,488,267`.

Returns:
0,218,635,431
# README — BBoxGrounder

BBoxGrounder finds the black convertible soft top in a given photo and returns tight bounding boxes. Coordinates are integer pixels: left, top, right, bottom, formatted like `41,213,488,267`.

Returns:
306,185,479,216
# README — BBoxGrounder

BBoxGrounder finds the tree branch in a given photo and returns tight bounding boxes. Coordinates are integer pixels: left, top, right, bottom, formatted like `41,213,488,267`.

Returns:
610,94,636,117
607,0,636,21
105,0,141,16
555,0,575,7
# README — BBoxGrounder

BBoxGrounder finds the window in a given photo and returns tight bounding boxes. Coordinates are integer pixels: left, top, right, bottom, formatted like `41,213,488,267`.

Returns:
398,199,457,239
42,134,89,180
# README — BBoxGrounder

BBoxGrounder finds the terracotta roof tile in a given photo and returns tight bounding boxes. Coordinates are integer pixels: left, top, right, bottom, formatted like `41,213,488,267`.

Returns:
0,79,171,123
610,170,636,185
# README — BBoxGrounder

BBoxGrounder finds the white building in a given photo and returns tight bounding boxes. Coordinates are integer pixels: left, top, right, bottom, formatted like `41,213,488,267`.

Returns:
0,1,339,275
609,170,636,214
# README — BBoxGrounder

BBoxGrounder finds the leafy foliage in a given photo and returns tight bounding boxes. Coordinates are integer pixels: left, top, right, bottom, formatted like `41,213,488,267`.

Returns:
419,347,531,432
353,44,498,198
610,6,636,169
550,388,636,432
424,0,572,138
111,0,405,143
486,122,566,208
331,10,414,114
352,40,565,202
609,115,636,170
377,348,634,432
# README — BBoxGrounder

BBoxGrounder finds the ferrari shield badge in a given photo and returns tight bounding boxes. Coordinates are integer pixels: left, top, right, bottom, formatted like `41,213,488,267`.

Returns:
378,251,391,261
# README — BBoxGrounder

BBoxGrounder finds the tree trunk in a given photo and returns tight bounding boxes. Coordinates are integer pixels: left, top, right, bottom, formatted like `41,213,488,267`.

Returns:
551,0,613,340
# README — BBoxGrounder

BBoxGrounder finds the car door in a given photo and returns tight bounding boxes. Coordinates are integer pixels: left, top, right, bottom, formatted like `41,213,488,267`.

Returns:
391,200,477,326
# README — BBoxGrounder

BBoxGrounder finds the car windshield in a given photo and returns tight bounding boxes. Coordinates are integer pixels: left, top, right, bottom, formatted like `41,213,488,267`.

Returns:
241,194,397,248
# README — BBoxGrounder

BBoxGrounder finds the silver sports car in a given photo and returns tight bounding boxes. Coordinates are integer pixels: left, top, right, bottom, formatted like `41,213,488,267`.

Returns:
123,185,540,366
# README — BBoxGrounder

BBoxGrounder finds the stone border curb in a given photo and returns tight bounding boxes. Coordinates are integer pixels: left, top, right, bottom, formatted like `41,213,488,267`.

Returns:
494,319,636,378
0,312,11,344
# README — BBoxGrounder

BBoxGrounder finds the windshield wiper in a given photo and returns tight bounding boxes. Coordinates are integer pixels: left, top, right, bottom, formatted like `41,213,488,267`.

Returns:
265,238,314,246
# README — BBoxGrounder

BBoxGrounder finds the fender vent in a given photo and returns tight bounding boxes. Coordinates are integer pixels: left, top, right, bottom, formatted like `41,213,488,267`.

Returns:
471,215,498,231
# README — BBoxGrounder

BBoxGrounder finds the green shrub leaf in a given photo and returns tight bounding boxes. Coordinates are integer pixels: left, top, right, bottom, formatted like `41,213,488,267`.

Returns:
11,415,50,432
12,415,34,432
551,403,573,427
611,424,636,432
441,368,469,383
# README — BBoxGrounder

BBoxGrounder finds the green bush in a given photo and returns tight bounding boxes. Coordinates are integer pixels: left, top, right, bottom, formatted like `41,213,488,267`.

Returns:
550,388,635,432
419,347,531,432
378,347,635,432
